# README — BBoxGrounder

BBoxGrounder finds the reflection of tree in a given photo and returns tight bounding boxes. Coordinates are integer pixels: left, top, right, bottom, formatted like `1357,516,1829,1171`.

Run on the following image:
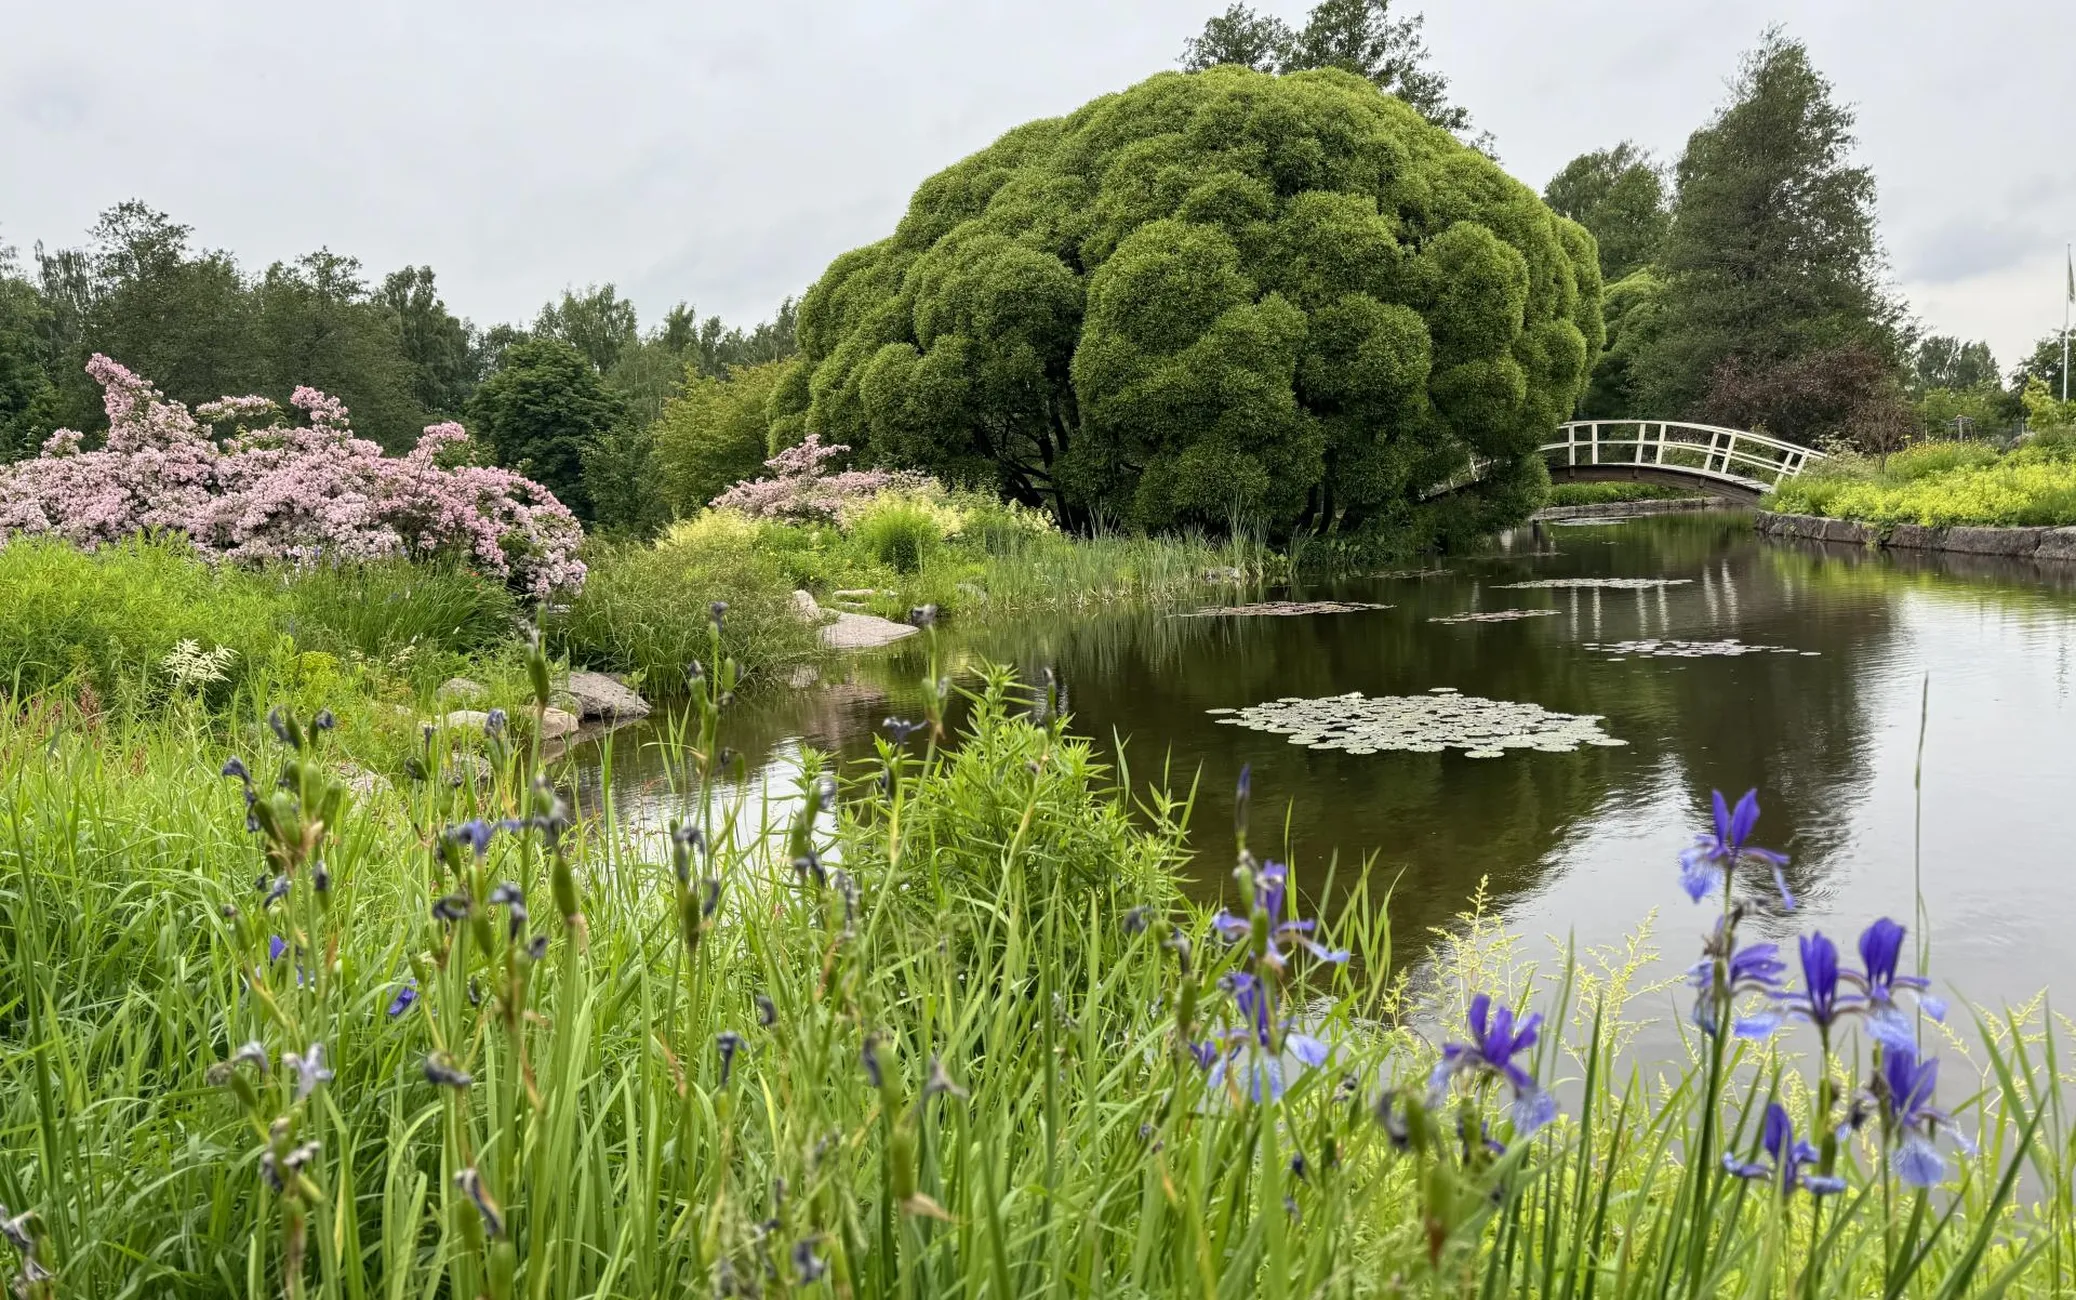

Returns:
575,514,2076,982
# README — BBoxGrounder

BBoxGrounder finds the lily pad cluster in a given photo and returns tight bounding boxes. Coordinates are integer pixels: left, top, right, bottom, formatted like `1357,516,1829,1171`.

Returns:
1428,609,1560,625
1586,638,1818,659
1177,600,1394,618
1496,578,1693,590
1207,687,1625,758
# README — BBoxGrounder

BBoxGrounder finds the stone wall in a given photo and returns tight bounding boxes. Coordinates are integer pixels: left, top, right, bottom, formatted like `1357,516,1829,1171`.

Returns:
1754,511,2076,562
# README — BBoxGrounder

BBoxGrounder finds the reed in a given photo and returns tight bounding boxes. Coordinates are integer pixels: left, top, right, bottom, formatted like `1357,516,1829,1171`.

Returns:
0,628,2067,1297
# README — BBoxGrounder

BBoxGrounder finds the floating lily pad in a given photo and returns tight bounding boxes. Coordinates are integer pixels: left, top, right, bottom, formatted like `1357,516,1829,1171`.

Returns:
1429,609,1561,625
1176,600,1394,618
1496,578,1693,590
1369,568,1453,579
1584,638,1813,659
1209,690,1623,755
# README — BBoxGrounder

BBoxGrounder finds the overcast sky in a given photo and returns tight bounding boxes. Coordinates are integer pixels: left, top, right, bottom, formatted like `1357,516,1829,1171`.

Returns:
5,1,2071,369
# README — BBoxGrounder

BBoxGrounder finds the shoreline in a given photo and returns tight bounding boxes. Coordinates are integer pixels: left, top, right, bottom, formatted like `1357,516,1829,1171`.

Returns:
1530,496,1743,521
1754,510,2076,562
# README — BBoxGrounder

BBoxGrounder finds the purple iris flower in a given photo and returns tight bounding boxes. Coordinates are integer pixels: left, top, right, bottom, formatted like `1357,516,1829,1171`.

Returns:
1724,1102,1845,1196
1689,940,1788,1038
1210,860,1349,968
1198,971,1330,1101
1843,918,1947,1051
447,820,496,859
387,981,418,1018
1429,993,1557,1134
717,1031,743,1089
1773,931,1861,1033
1680,789,1794,909
1870,1047,1972,1188
282,1043,333,1104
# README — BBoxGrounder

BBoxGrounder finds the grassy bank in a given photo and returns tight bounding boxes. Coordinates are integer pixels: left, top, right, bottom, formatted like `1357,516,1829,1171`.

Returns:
1768,434,2076,527
1544,482,1708,507
0,626,2069,1296
549,504,1278,691
0,499,1277,724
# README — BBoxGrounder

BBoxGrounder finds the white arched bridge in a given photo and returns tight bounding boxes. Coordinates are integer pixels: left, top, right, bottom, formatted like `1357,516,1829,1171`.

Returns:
1540,419,1824,501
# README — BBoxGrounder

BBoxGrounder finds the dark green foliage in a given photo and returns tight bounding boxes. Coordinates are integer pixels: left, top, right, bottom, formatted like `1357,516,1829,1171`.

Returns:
2013,332,2073,400
780,67,1597,541
547,525,816,690
37,203,261,428
1178,3,1289,72
467,337,625,520
534,282,640,374
581,419,671,538
1637,30,1898,420
1180,0,1474,136
1912,334,1999,394
254,250,428,450
376,265,482,418
1542,142,1669,281
0,267,60,462
653,359,795,513
275,559,518,661
1578,269,1664,418
25,204,450,448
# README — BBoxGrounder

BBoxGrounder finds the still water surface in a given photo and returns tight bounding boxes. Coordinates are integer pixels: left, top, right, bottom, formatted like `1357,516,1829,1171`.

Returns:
574,511,2076,1025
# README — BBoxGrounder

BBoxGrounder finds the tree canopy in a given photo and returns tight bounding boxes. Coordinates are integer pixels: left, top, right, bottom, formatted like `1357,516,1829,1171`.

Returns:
1635,29,1897,422
1542,143,1668,282
653,359,796,517
1180,1,1476,139
777,66,1600,539
466,337,625,521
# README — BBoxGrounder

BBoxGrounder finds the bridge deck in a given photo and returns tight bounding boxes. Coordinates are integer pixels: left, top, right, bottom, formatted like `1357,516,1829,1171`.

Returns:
1540,420,1820,497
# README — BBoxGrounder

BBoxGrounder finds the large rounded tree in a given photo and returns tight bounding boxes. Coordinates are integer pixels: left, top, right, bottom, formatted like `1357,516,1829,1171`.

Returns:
777,66,1601,539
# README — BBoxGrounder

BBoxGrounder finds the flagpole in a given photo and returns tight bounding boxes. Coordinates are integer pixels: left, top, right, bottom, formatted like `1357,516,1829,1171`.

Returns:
2065,242,2071,403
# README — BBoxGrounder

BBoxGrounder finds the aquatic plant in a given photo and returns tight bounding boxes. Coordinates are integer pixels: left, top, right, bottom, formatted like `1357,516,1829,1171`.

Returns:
1428,608,1561,624
1496,576,1694,589
1176,600,1393,618
1209,686,1625,756
1585,637,1817,658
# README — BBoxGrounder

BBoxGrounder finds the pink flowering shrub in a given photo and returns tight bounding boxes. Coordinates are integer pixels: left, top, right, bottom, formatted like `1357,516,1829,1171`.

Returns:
0,356,585,598
710,432,931,521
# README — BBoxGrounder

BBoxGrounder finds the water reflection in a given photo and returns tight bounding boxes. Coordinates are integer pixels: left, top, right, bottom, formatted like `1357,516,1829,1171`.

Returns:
571,512,2076,1022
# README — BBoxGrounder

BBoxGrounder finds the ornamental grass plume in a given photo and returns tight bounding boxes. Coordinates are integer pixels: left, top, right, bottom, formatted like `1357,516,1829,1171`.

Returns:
0,356,585,599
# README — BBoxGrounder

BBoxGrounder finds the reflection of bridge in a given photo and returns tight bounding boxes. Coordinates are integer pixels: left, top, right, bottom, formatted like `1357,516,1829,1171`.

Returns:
1542,420,1823,501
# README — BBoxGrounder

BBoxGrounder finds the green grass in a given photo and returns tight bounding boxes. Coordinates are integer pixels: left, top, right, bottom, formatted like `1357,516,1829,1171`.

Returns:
546,514,821,694
2,635,2072,1296
0,534,286,709
1543,482,1707,507
1768,436,2076,527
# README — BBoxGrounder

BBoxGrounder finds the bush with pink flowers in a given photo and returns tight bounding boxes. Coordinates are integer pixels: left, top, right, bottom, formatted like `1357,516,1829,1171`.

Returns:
710,431,930,521
0,355,585,598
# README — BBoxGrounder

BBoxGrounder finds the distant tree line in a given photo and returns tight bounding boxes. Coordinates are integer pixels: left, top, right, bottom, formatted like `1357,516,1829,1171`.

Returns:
8,12,2069,553
0,203,798,532
1532,28,2058,449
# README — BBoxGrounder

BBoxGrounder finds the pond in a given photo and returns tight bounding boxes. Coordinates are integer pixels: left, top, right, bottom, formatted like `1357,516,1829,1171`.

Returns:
572,510,2076,1029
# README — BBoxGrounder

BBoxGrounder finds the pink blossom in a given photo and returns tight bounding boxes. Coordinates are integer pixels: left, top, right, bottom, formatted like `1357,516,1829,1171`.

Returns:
0,356,586,599
711,432,930,521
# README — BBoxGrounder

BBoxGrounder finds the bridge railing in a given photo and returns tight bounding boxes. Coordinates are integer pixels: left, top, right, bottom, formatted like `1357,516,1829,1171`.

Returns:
1543,420,1823,490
